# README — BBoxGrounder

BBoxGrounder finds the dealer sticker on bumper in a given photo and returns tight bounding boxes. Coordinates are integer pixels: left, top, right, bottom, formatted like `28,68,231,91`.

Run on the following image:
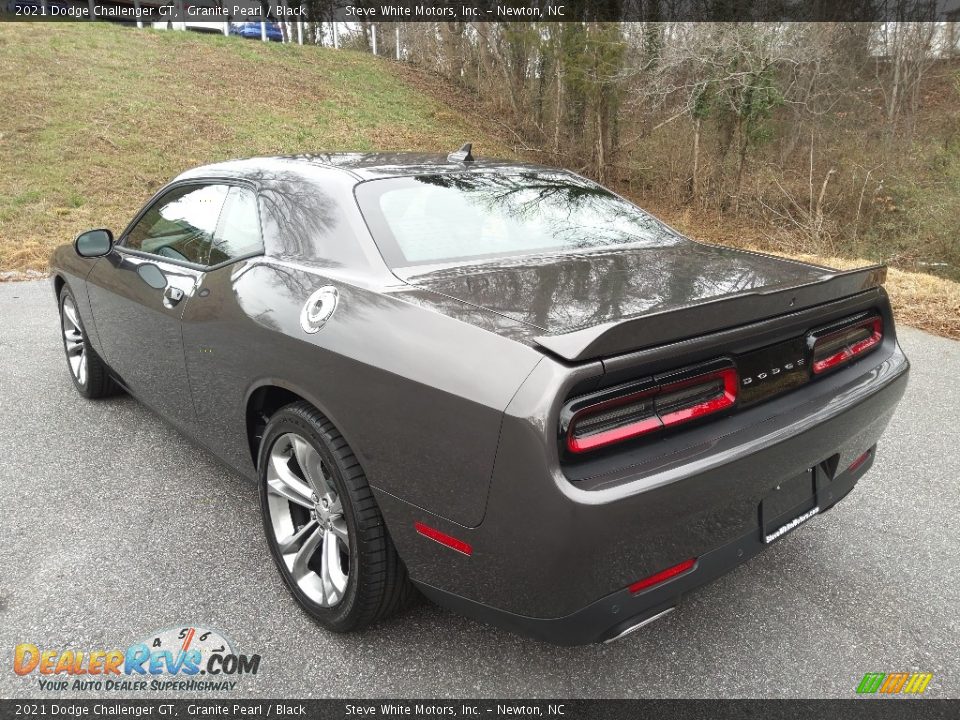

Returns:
764,506,820,544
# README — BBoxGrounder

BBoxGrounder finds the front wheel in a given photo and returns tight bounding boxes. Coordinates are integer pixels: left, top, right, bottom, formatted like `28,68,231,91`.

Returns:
59,285,118,399
258,401,414,632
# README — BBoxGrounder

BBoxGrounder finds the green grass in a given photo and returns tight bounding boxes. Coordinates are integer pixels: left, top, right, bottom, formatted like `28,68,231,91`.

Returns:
0,22,511,271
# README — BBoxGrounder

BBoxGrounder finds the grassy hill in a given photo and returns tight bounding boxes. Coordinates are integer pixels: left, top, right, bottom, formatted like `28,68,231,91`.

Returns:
0,22,513,272
1,22,956,338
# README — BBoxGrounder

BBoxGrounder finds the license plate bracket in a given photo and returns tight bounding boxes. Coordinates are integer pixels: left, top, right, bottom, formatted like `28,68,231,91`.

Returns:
759,469,817,544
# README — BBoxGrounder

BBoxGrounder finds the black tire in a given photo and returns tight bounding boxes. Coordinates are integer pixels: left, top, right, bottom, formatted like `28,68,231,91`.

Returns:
58,285,119,399
258,401,414,632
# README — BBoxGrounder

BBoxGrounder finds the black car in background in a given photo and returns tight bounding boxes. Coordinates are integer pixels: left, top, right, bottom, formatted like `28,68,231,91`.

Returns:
49,148,909,644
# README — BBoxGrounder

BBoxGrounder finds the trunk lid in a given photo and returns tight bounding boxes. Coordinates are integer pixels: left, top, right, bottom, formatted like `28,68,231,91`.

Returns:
396,243,886,362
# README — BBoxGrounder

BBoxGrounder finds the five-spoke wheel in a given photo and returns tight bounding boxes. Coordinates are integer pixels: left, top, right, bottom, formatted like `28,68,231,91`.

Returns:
258,401,414,631
265,432,351,607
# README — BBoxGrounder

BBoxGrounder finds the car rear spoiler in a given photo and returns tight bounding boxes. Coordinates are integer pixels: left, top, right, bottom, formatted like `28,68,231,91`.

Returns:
533,264,888,362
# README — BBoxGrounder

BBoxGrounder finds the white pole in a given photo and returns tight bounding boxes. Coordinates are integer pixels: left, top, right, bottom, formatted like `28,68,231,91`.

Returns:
296,14,303,45
260,20,266,42
277,0,289,43
371,24,377,55
333,21,339,49
395,25,400,60
134,0,142,27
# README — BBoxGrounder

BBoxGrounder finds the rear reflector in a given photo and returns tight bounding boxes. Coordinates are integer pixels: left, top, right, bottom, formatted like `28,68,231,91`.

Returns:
811,315,883,375
847,449,872,473
629,558,697,593
566,366,738,454
414,521,472,556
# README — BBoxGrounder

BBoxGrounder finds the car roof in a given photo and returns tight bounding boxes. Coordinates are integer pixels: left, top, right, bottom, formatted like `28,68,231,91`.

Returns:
174,152,555,184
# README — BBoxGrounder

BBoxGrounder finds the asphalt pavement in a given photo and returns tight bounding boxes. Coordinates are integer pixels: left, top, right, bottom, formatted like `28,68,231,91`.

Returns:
1,279,958,699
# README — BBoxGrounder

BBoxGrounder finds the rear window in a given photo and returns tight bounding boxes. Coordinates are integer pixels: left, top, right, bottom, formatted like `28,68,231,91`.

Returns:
354,171,682,268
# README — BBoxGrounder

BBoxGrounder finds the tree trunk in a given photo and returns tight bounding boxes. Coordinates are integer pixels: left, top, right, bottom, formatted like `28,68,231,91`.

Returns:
691,117,701,203
553,63,563,154
886,53,902,131
596,106,605,182
734,120,748,216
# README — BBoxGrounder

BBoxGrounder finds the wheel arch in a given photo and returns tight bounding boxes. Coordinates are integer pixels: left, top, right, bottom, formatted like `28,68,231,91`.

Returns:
244,380,354,472
53,273,66,300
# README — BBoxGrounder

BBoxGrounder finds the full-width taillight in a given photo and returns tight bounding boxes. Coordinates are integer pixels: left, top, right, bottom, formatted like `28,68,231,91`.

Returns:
810,314,883,375
565,365,738,454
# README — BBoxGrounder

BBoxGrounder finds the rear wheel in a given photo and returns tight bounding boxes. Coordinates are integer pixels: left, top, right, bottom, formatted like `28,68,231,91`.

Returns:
258,401,414,632
59,285,117,399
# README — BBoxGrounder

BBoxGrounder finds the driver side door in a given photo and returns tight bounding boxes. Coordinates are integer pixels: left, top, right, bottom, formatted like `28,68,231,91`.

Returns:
85,183,229,431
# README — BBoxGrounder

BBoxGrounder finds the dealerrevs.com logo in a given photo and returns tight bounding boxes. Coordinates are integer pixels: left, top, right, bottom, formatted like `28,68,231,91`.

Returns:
13,626,260,692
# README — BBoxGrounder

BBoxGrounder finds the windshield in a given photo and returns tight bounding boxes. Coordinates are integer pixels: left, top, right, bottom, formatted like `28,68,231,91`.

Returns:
354,171,683,268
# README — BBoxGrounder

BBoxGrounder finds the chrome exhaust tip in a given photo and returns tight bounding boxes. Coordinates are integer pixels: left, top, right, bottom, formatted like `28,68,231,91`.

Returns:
603,607,675,644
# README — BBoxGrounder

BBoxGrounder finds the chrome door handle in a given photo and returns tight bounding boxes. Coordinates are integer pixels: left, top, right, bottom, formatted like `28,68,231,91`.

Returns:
163,285,185,307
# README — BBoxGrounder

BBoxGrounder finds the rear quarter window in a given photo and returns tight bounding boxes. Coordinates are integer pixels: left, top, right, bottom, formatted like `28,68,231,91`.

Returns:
257,174,366,267
208,186,264,265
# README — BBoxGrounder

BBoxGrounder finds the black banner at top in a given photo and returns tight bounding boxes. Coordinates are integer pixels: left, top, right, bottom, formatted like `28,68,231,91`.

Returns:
2,0,959,23
334,0,958,21
330,0,960,22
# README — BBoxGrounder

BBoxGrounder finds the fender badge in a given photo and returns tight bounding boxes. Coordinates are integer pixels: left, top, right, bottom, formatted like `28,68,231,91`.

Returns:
300,286,339,334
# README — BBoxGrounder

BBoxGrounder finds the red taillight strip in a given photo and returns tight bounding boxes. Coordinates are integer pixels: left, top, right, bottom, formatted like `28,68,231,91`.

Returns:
657,368,739,429
629,558,697,593
566,387,661,453
414,521,472,556
566,366,738,454
568,416,661,453
812,316,882,375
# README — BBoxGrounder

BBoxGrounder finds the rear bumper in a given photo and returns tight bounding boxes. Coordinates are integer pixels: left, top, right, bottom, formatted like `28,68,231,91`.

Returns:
378,340,909,645
414,449,868,645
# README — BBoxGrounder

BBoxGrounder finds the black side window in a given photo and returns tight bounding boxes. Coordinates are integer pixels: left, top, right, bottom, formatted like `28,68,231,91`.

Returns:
124,184,228,265
208,186,264,265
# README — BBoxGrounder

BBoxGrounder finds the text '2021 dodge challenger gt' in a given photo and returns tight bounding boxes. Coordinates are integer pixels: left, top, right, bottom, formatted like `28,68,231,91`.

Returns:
50,146,909,645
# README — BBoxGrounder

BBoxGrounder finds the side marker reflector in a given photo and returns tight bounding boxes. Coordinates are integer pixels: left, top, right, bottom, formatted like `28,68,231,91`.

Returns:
629,558,697,593
848,449,872,473
414,521,472,556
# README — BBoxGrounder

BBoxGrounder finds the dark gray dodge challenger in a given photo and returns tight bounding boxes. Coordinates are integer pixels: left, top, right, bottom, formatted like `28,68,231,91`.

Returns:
50,147,909,645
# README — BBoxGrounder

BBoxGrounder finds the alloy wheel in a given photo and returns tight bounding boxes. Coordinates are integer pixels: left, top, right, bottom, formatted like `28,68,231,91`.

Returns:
61,295,88,386
264,432,350,607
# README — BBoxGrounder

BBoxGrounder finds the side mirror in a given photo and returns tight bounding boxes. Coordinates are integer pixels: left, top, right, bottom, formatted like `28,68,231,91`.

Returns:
74,229,114,258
